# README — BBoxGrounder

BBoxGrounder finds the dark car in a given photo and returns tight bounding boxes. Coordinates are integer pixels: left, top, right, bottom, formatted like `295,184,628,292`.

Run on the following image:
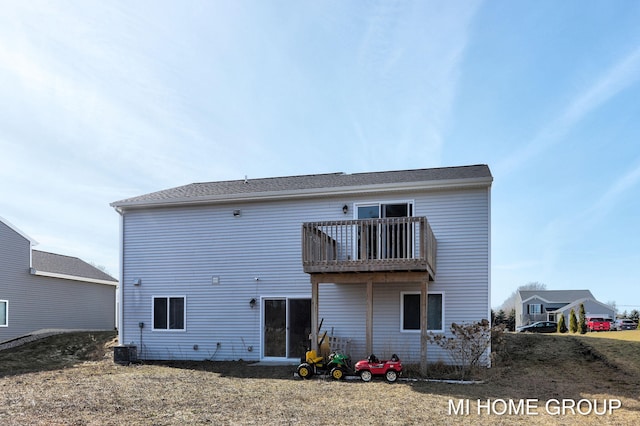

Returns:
517,321,557,333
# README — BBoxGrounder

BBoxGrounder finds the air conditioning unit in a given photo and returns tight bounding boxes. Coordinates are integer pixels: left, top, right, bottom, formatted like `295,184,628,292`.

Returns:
114,345,138,365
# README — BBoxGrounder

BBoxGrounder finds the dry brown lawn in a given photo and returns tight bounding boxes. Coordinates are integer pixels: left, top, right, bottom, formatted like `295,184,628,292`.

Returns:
0,331,638,425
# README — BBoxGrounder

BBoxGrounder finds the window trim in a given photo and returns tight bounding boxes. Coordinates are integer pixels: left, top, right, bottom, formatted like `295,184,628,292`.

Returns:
151,296,187,331
400,291,445,333
0,300,7,327
528,303,542,315
353,200,415,219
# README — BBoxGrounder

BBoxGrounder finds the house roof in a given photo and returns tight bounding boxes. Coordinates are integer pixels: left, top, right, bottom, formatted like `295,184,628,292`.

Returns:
31,250,118,285
111,164,493,209
519,290,595,304
552,297,615,316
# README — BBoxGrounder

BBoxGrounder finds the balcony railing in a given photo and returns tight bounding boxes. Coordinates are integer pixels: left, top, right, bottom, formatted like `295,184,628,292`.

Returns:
302,217,436,276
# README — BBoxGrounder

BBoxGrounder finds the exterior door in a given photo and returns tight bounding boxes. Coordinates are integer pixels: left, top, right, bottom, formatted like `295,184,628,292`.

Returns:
263,298,311,359
357,202,413,260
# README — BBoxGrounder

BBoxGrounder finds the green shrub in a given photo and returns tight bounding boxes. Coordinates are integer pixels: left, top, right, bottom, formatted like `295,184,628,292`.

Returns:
557,313,567,333
579,303,587,334
569,309,578,333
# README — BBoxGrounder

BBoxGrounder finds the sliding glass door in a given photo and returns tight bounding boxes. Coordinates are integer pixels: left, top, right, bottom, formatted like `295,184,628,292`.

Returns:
356,202,413,260
263,298,311,359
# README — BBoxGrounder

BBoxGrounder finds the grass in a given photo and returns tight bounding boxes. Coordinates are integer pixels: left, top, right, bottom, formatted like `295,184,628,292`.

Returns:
0,331,639,425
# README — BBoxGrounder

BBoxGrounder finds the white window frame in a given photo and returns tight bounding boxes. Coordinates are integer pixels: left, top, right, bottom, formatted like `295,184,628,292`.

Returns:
400,291,445,333
353,200,415,220
528,304,542,315
152,296,187,331
354,200,416,260
0,300,7,327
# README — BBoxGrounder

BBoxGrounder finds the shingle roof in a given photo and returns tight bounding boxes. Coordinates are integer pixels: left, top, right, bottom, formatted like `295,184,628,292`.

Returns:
519,290,595,303
112,164,492,208
32,250,117,283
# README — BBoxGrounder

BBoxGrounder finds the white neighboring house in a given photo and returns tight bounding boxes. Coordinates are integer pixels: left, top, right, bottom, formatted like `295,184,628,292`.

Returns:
111,165,492,370
0,216,118,343
515,289,615,328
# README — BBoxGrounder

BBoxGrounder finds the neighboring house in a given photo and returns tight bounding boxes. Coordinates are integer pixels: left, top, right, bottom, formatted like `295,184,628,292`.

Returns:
0,216,118,343
111,165,492,370
515,290,615,328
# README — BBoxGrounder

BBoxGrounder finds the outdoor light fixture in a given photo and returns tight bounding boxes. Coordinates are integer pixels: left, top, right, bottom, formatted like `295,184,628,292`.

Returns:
133,278,141,286
233,210,241,217
342,204,349,214
249,298,257,308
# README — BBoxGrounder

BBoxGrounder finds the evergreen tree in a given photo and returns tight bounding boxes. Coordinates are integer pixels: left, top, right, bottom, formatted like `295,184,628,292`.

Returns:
495,309,506,325
630,309,640,323
569,309,578,333
579,303,587,334
506,308,516,332
557,313,567,333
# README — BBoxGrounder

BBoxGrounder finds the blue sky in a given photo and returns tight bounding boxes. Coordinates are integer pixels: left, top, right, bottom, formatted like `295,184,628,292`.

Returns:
1,1,639,311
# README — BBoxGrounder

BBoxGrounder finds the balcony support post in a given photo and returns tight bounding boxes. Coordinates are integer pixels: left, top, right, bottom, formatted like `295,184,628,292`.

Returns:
365,278,373,355
420,278,429,376
311,277,319,353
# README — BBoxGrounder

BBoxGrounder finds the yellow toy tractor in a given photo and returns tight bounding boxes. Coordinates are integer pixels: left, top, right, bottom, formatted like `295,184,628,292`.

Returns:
297,331,350,380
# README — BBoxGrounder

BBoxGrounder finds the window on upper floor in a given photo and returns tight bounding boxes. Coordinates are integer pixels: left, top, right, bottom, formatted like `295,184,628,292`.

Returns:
356,202,414,260
528,304,542,315
401,292,444,332
153,296,185,331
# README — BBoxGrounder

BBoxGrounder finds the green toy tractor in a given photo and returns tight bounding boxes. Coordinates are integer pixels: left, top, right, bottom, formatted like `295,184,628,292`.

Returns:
297,349,351,380
297,331,351,380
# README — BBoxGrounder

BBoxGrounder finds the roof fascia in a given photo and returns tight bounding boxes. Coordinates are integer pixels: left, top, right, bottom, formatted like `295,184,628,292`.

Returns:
30,268,118,286
521,295,552,304
111,176,493,210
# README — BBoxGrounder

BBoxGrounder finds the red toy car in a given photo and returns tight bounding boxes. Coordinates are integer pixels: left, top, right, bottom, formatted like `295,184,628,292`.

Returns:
354,354,402,382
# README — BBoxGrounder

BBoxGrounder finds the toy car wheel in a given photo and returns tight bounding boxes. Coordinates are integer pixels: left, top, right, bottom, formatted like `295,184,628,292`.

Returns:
385,369,398,383
360,370,372,382
331,367,344,380
297,363,313,379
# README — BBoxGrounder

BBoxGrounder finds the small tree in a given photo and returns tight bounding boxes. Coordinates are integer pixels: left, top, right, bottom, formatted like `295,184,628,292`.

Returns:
557,313,567,333
428,319,492,380
494,309,506,326
506,309,516,332
569,309,578,333
630,309,640,323
578,303,587,334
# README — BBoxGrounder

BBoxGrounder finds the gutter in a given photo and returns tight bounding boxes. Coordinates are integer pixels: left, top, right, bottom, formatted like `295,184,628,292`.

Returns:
30,269,118,286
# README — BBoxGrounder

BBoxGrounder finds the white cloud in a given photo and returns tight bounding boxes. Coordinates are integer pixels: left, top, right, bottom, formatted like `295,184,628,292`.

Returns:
497,46,640,176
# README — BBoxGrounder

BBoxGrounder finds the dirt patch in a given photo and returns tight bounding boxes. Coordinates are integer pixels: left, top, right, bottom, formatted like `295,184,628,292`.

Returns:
0,332,638,425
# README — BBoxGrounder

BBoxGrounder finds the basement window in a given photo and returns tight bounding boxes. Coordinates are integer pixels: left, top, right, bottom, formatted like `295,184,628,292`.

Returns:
152,296,186,331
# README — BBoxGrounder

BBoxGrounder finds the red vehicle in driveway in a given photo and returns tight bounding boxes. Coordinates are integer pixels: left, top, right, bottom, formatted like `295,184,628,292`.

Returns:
354,354,402,383
586,316,610,332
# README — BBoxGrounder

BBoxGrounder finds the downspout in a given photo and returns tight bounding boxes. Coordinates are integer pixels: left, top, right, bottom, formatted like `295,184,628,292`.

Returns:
115,207,125,345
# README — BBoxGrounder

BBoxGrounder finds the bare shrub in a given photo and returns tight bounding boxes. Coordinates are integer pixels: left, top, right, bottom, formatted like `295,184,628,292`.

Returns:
428,319,492,380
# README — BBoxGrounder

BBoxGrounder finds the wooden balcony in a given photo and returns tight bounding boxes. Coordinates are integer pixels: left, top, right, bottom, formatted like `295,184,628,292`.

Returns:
302,217,436,279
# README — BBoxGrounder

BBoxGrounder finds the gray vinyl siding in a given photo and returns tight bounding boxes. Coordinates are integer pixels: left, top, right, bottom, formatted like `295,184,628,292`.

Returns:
121,186,491,365
0,221,116,342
